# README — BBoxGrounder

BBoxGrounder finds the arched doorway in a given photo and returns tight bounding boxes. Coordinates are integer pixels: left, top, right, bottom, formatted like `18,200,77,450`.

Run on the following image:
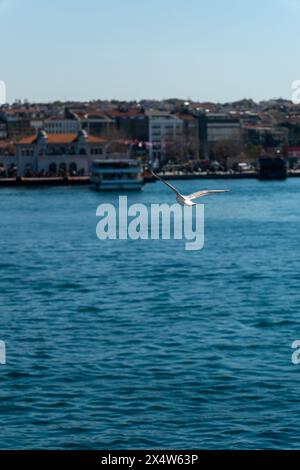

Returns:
49,162,57,175
69,162,77,175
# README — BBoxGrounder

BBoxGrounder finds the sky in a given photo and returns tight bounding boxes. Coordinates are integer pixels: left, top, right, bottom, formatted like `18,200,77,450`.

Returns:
0,0,299,103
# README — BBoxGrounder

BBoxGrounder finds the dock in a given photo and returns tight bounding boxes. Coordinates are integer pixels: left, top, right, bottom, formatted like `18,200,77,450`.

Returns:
0,176,90,187
1,170,300,187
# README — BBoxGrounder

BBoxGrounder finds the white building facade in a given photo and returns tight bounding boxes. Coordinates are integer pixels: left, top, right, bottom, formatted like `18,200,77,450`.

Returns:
147,110,183,163
16,130,107,177
44,118,81,134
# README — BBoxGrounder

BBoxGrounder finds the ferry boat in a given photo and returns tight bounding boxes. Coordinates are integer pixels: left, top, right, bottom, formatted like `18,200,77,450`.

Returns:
90,159,144,191
258,156,287,180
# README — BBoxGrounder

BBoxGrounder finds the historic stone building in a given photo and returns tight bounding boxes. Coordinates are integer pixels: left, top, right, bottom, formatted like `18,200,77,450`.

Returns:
16,129,107,177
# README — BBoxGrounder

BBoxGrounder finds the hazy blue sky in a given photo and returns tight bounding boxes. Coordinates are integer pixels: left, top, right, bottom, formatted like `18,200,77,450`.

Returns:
0,0,299,102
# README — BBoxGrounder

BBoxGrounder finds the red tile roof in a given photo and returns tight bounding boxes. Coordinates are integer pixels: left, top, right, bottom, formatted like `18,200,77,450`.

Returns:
45,116,77,121
176,113,197,121
18,133,107,145
106,108,145,119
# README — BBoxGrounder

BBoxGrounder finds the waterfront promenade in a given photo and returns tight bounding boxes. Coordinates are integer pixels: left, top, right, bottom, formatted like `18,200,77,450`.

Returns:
0,176,90,187
1,170,300,186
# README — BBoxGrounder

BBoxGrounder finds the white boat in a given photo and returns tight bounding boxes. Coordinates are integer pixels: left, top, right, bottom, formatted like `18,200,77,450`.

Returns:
90,159,144,191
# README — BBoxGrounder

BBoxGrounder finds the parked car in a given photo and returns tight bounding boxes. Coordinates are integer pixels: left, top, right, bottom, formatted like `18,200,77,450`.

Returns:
199,160,224,172
233,162,254,173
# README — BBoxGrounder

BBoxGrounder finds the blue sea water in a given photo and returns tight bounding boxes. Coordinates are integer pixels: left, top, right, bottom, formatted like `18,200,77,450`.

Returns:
1,178,300,449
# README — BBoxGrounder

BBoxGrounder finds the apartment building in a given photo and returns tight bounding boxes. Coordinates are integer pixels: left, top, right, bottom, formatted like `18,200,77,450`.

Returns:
147,110,183,163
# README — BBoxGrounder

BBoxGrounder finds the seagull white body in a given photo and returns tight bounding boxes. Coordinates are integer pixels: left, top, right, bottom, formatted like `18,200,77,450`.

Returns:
151,171,230,206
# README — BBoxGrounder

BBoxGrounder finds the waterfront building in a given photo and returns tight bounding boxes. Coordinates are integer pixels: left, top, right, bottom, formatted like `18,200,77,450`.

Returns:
198,113,241,144
176,112,199,160
243,125,288,148
197,112,241,158
146,110,183,164
16,129,107,177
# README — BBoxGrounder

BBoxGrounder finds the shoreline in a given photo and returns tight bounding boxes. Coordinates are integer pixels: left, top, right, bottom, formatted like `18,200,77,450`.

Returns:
1,171,300,187
0,176,91,187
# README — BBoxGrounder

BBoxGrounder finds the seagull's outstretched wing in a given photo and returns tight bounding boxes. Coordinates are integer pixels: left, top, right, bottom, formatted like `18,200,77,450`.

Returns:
151,171,182,196
188,189,231,200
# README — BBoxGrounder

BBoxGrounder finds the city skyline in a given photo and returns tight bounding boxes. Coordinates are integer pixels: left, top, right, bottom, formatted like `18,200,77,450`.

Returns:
0,0,299,103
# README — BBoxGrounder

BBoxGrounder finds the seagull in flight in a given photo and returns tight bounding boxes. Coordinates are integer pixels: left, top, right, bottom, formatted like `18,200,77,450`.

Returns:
151,171,231,206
